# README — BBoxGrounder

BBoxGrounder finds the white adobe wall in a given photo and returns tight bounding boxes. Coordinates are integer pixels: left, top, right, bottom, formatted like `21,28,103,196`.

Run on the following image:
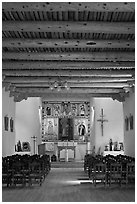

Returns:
123,91,135,157
93,98,124,154
2,88,16,156
15,97,42,154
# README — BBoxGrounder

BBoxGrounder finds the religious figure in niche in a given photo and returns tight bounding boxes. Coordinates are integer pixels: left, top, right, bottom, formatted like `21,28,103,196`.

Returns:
78,122,86,136
48,120,54,135
79,104,86,116
46,106,51,116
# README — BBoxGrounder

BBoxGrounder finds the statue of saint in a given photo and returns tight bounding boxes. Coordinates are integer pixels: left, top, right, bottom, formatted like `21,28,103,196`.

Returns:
78,122,86,136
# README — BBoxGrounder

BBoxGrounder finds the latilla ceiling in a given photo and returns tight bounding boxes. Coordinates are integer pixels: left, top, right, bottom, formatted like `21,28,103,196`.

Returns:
2,2,135,102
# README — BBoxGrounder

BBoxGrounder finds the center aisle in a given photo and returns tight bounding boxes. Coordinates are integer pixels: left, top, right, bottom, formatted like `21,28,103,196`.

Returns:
2,162,135,202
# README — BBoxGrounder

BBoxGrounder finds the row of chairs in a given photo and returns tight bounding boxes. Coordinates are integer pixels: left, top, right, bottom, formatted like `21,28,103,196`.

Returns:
84,154,135,187
2,154,51,187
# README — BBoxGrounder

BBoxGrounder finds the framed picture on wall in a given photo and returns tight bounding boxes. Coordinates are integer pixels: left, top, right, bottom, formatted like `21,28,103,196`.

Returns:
10,117,14,132
4,115,9,131
125,116,129,131
129,114,133,130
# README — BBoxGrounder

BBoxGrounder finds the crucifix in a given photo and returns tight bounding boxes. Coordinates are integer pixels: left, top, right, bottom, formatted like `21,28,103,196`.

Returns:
97,109,108,136
31,135,37,154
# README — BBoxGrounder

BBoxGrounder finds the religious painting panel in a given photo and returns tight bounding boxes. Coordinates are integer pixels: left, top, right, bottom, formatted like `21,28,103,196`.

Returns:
71,103,78,116
62,102,71,117
78,103,88,116
22,142,31,152
43,104,53,116
59,118,73,141
74,118,89,142
52,104,61,117
45,142,54,151
43,117,58,141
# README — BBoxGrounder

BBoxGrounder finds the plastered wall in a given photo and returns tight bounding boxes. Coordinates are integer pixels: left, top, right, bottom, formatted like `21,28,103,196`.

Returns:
2,88,16,156
123,91,135,157
15,97,42,154
93,98,124,154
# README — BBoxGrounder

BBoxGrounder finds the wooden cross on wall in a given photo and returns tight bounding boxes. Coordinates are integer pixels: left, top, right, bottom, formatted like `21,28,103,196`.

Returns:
97,109,108,136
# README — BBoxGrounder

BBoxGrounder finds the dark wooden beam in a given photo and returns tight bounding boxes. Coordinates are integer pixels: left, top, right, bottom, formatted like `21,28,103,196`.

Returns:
11,87,124,94
2,38,135,49
3,21,135,34
2,2,135,12
2,61,135,70
8,82,131,88
3,76,135,83
2,69,135,77
2,51,135,61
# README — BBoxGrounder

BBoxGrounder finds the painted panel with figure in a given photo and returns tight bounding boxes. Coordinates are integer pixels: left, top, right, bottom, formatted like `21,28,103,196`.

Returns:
59,118,73,141
42,117,58,141
74,118,89,142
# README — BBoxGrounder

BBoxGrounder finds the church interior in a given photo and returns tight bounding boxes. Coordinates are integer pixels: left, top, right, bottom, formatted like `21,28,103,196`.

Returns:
2,2,135,202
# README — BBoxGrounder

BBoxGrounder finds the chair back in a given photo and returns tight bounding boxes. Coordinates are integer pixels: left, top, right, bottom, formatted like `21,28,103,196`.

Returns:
127,162,135,175
110,163,122,175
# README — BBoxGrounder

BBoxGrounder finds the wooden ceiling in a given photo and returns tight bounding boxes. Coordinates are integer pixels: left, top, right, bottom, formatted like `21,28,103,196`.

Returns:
2,2,135,102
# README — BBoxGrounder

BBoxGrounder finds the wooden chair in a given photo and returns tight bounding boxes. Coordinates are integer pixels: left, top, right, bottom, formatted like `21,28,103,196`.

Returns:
12,161,25,186
109,163,122,186
2,161,12,187
126,162,135,185
29,161,44,186
92,162,107,187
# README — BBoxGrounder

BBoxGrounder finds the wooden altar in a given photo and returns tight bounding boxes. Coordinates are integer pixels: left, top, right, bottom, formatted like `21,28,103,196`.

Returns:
57,141,77,162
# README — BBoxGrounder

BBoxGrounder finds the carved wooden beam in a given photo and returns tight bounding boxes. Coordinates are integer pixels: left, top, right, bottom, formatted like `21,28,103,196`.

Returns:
11,82,131,88
13,87,124,94
2,51,135,61
2,61,135,70
10,92,115,102
2,38,135,49
2,69,135,77
3,76,135,83
2,2,135,12
3,21,135,34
